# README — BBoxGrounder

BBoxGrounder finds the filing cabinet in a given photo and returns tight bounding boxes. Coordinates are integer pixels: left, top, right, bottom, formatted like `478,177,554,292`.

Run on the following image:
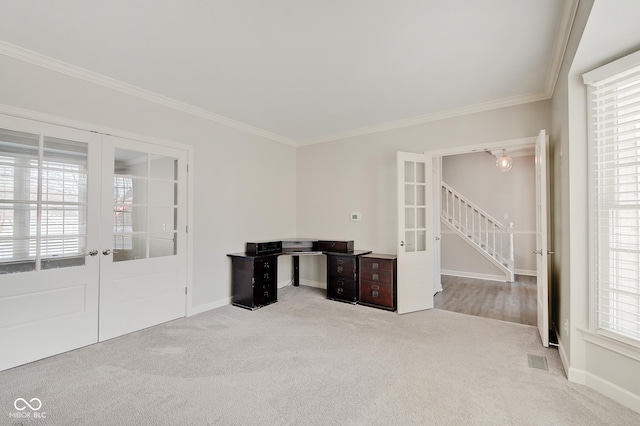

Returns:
325,250,370,303
359,254,397,311
228,254,278,310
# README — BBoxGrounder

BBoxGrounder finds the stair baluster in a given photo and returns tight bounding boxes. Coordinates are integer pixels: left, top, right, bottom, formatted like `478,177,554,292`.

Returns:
441,182,515,282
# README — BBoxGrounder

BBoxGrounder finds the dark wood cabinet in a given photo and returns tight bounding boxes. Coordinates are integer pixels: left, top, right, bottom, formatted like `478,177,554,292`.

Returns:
228,254,278,310
359,254,397,311
325,250,370,304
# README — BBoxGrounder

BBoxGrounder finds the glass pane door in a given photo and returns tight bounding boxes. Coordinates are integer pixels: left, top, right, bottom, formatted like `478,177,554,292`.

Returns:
0,115,101,372
0,129,88,273
112,149,178,262
99,136,187,341
404,160,427,253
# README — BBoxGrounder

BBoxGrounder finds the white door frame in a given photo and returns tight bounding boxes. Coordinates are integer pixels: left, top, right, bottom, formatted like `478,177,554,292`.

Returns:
426,135,550,340
432,156,443,294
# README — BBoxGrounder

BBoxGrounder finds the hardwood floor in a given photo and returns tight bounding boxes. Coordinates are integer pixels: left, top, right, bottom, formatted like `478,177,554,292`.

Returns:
434,274,537,326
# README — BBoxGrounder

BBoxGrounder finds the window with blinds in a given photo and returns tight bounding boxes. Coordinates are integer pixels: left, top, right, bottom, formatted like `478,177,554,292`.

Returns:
586,56,640,344
0,128,88,274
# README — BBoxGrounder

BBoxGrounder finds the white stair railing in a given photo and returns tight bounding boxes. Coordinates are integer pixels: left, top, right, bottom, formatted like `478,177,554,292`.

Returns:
441,182,515,282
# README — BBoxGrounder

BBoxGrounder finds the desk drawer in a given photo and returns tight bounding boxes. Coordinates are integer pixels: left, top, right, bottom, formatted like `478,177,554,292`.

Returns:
359,269,391,284
254,281,277,306
327,255,355,278
254,257,276,283
327,277,357,303
360,257,394,273
359,280,394,309
318,240,354,253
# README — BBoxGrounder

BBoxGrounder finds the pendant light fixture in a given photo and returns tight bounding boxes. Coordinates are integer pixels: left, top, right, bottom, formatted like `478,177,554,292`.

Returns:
496,149,513,172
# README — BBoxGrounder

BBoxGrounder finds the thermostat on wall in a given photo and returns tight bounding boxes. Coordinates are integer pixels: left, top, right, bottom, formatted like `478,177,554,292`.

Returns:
350,212,361,221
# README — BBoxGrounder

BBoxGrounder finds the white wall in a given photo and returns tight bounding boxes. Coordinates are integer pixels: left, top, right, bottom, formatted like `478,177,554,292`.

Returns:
0,53,297,311
551,0,640,413
441,152,536,279
296,101,550,285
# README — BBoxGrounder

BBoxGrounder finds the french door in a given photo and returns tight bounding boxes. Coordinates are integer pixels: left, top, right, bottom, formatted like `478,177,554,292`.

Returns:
99,136,187,341
535,129,550,347
396,152,434,314
0,116,187,371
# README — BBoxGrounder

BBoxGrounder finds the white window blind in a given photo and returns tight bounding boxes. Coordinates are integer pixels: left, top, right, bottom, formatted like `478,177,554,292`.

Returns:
0,128,88,273
586,59,640,343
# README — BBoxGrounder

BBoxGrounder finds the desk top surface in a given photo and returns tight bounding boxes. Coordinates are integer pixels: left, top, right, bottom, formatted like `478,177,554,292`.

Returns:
228,249,372,258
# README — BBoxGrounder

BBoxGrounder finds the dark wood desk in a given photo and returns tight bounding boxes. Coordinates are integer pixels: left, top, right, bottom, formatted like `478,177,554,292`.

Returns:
227,239,371,310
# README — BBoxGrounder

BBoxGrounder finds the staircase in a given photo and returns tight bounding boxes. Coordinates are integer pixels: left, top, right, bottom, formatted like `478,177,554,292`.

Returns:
441,182,515,282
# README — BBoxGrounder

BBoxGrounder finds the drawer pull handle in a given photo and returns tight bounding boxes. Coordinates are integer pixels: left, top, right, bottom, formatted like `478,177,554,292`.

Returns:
371,285,380,290
337,266,343,273
264,273,269,279
372,290,379,298
264,262,270,268
372,274,379,281
337,287,344,294
372,262,379,270
337,259,343,264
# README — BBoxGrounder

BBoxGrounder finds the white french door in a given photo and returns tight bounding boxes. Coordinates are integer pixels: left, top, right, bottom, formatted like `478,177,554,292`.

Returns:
397,152,434,314
98,136,187,341
535,129,550,347
0,116,188,371
0,116,101,371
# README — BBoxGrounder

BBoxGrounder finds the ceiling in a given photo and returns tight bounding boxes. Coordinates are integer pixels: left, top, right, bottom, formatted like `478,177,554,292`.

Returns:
0,1,576,146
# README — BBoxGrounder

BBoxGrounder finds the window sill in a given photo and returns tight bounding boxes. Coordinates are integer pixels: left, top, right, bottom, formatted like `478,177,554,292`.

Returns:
579,329,640,363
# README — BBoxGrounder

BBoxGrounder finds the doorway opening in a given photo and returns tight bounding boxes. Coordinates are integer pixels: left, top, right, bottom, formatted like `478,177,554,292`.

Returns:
435,147,536,326
425,132,550,344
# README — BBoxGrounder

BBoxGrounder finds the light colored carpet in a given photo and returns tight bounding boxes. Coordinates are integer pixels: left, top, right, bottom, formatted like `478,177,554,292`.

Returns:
1,285,639,425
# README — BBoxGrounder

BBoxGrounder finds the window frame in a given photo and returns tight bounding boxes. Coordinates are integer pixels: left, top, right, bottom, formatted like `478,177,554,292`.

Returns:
583,49,640,357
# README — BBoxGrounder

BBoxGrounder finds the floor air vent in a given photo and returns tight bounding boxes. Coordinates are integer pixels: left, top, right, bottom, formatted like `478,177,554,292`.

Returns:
527,354,549,371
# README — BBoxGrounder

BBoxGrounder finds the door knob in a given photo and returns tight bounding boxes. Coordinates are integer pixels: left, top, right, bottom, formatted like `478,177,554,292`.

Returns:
533,249,543,255
102,249,112,255
400,241,405,247
87,250,98,257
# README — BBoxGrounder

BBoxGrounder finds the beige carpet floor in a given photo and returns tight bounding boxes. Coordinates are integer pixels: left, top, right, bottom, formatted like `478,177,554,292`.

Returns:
1,285,639,425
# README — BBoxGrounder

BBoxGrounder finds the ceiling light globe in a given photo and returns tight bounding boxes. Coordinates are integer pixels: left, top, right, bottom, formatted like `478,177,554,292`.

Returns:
496,154,513,172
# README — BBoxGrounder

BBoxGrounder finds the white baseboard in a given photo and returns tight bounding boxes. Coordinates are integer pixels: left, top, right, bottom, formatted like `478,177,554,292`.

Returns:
515,269,537,276
441,269,507,283
299,279,326,289
188,297,231,316
567,366,640,414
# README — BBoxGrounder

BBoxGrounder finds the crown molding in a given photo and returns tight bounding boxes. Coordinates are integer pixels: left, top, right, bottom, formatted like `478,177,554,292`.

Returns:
0,41,297,147
545,0,580,97
297,91,550,146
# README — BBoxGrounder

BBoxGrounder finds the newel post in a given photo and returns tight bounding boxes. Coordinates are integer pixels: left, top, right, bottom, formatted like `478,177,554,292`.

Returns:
507,222,515,274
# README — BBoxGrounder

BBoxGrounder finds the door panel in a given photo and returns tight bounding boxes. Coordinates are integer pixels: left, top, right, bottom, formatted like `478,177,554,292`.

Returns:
397,152,434,314
0,116,101,371
535,130,550,347
99,136,187,341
